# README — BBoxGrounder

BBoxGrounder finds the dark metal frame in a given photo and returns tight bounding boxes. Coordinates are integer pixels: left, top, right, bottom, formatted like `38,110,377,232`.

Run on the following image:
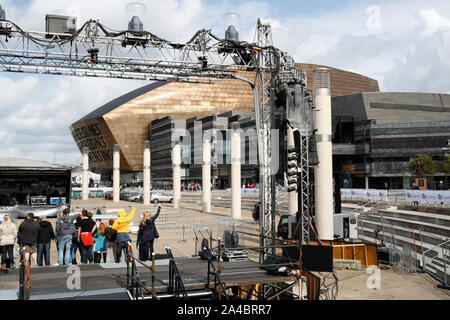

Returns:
125,243,157,300
166,247,188,300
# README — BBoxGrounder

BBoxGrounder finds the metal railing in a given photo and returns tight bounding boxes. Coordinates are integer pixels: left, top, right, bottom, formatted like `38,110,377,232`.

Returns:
125,243,158,300
205,238,230,300
18,247,31,300
166,247,188,300
358,211,450,285
422,239,450,288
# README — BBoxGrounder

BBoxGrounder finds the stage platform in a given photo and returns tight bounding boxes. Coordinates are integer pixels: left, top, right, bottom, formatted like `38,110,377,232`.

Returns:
0,257,298,300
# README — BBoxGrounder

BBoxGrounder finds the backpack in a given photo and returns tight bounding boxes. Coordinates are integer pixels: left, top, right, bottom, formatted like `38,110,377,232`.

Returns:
252,203,260,222
105,226,117,242
200,238,212,260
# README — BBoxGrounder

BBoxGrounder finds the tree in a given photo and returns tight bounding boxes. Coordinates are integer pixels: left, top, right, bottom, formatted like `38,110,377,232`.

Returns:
441,155,450,175
408,154,435,176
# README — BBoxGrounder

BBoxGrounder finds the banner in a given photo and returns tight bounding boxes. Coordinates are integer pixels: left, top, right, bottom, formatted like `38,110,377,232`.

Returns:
341,189,388,202
405,190,450,205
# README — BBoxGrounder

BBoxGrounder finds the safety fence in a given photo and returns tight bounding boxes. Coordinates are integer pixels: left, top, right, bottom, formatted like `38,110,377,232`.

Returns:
404,190,450,205
341,189,388,202
357,212,450,286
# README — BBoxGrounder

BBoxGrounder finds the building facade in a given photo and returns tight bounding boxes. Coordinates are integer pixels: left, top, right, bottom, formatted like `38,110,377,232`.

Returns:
70,63,380,180
332,92,450,189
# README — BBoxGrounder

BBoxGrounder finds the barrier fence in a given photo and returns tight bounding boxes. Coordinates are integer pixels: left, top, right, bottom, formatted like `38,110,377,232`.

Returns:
404,190,450,205
340,189,388,202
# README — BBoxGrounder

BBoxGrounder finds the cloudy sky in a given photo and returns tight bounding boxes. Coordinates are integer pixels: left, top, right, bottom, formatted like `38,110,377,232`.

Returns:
0,0,450,165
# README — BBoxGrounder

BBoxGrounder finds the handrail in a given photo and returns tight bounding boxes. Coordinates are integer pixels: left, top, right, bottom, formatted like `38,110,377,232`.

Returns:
422,239,450,256
125,243,158,300
166,246,188,300
205,239,229,301
18,246,30,300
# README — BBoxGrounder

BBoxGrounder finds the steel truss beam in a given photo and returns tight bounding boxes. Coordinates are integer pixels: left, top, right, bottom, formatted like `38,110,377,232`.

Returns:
0,20,263,82
299,135,311,243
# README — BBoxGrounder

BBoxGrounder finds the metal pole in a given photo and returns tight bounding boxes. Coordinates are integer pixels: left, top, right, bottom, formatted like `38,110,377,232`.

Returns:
172,141,181,209
126,243,130,291
231,122,242,219
444,240,448,287
202,138,212,213
113,144,120,203
143,141,151,205
19,247,26,300
151,252,156,299
82,147,89,201
420,229,425,269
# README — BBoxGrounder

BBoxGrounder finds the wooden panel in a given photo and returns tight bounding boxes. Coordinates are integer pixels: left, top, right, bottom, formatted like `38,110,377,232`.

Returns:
301,270,320,301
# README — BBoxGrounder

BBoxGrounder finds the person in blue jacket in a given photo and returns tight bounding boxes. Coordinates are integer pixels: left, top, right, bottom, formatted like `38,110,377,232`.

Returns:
138,205,161,261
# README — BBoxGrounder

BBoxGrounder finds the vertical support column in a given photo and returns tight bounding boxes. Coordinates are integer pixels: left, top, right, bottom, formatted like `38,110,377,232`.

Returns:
313,68,334,241
365,176,369,189
113,144,120,203
202,138,211,213
143,141,151,205
287,125,298,215
172,140,181,209
82,147,89,201
231,123,241,219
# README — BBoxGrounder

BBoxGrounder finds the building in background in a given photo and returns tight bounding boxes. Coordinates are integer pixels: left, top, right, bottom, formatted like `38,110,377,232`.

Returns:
0,158,72,206
332,92,450,190
70,63,379,176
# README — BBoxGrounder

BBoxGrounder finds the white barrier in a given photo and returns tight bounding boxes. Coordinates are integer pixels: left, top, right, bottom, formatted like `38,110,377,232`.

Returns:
341,189,388,202
405,190,450,205
226,188,259,195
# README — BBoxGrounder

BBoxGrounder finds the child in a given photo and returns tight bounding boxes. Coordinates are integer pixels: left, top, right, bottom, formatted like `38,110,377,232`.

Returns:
94,223,107,263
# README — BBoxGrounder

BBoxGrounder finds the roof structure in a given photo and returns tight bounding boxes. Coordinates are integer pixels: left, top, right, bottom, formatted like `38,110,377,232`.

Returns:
0,158,70,171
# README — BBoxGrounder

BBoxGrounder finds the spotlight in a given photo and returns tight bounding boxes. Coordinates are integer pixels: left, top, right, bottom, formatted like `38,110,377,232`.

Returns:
87,48,99,64
198,56,208,69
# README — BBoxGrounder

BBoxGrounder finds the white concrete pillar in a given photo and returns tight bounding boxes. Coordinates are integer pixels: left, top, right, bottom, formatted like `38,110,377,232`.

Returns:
231,123,241,219
202,138,211,213
143,141,151,205
82,147,89,201
365,176,369,189
113,144,120,203
172,141,181,209
287,126,298,215
313,68,334,240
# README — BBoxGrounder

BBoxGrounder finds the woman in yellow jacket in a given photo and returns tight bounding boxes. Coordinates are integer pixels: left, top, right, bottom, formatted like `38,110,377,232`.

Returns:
112,207,135,262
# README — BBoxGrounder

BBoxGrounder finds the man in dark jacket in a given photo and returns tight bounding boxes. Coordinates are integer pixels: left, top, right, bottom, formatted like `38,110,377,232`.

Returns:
18,213,40,266
36,217,56,266
55,208,80,266
437,180,448,190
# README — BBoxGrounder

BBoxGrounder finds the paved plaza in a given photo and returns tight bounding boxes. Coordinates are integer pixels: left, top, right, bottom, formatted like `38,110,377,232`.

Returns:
1,198,449,300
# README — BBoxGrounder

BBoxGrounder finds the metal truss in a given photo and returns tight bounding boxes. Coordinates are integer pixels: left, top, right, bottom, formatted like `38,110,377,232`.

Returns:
299,135,311,244
254,19,276,267
0,19,263,82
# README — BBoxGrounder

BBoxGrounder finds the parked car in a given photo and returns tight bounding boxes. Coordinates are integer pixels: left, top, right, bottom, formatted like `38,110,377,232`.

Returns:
151,192,173,203
124,192,143,202
105,191,114,200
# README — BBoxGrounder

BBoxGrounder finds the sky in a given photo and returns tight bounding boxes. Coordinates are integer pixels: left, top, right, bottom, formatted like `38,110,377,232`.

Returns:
0,0,450,165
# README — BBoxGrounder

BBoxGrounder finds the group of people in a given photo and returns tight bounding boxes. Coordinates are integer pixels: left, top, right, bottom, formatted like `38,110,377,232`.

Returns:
0,204,161,270
181,182,201,192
